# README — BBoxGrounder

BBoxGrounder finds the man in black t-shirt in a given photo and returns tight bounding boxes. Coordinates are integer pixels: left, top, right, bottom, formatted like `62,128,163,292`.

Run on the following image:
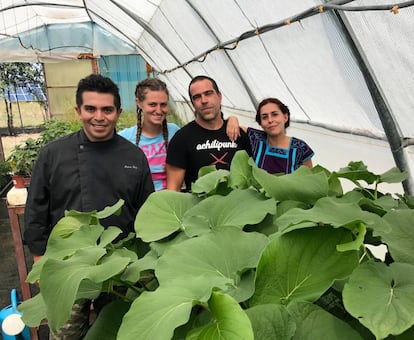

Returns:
166,75,251,191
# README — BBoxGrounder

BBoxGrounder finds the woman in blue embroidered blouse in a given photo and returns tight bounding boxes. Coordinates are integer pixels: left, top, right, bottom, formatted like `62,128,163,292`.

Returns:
247,97,314,174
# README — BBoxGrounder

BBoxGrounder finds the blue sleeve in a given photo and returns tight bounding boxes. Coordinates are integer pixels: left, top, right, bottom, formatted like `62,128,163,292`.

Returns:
167,123,181,141
118,126,137,144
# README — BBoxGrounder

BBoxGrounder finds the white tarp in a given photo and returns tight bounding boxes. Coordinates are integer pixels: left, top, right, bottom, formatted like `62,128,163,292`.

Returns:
0,0,413,192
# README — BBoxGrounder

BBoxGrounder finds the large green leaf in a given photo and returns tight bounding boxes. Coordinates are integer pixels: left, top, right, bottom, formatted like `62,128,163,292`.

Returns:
135,190,197,242
334,161,379,185
26,256,48,283
276,200,307,217
245,304,295,340
19,293,47,327
26,225,105,283
113,229,269,339
45,224,104,258
358,196,396,216
228,150,253,189
156,227,269,302
84,299,131,340
182,189,276,237
276,196,390,236
287,301,363,339
121,249,158,283
40,248,130,332
379,167,408,184
105,247,137,263
197,165,218,178
98,227,123,247
253,165,329,204
49,200,124,239
312,164,343,196
49,214,91,239
186,292,254,340
380,209,414,265
96,198,125,218
76,279,102,300
343,261,414,339
250,227,358,306
117,283,210,340
247,212,279,236
191,169,230,196
150,232,190,257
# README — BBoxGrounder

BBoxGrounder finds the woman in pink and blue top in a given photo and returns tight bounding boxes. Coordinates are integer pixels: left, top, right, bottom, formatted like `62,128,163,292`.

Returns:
247,97,314,174
119,78,180,190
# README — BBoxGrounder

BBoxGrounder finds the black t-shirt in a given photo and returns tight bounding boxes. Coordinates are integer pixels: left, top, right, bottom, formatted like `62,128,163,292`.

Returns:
166,119,251,190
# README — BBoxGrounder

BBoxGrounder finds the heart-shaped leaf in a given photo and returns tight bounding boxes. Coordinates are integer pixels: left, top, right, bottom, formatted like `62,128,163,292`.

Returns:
380,209,414,265
135,190,197,242
187,292,254,340
183,189,275,236
343,261,414,339
251,227,358,306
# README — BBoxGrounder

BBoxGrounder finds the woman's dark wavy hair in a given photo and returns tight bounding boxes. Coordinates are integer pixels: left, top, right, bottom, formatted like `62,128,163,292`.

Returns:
256,97,290,128
76,74,121,110
135,78,170,147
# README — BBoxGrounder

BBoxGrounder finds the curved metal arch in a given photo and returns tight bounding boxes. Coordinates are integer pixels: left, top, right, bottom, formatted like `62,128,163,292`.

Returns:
186,0,258,109
335,9,414,194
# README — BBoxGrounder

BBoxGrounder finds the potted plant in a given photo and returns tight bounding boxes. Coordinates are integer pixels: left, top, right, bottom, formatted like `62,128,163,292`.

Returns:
19,151,414,339
7,137,42,188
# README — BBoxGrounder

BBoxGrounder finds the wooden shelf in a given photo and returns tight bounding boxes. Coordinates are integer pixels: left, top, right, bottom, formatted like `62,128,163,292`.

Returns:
6,202,39,340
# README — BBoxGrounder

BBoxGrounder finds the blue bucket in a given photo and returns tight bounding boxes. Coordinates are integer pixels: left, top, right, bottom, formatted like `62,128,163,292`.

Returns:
0,289,31,340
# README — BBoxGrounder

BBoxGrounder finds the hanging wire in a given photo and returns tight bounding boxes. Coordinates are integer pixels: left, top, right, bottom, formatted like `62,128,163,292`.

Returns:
1,1,414,63
159,0,414,74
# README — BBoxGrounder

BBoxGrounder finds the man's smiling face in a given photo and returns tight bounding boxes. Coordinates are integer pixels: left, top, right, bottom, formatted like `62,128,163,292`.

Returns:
76,91,121,141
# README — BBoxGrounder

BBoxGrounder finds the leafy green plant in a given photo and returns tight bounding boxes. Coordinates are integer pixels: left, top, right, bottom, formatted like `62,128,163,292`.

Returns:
19,151,414,339
6,119,74,176
39,119,77,144
6,137,42,176
116,111,136,131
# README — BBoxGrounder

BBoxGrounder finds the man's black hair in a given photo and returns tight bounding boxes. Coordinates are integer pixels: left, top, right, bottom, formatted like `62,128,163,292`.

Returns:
188,75,220,103
76,74,121,110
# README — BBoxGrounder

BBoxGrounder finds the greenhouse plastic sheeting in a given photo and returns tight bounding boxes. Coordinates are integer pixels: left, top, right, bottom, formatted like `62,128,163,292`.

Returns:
0,0,413,192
